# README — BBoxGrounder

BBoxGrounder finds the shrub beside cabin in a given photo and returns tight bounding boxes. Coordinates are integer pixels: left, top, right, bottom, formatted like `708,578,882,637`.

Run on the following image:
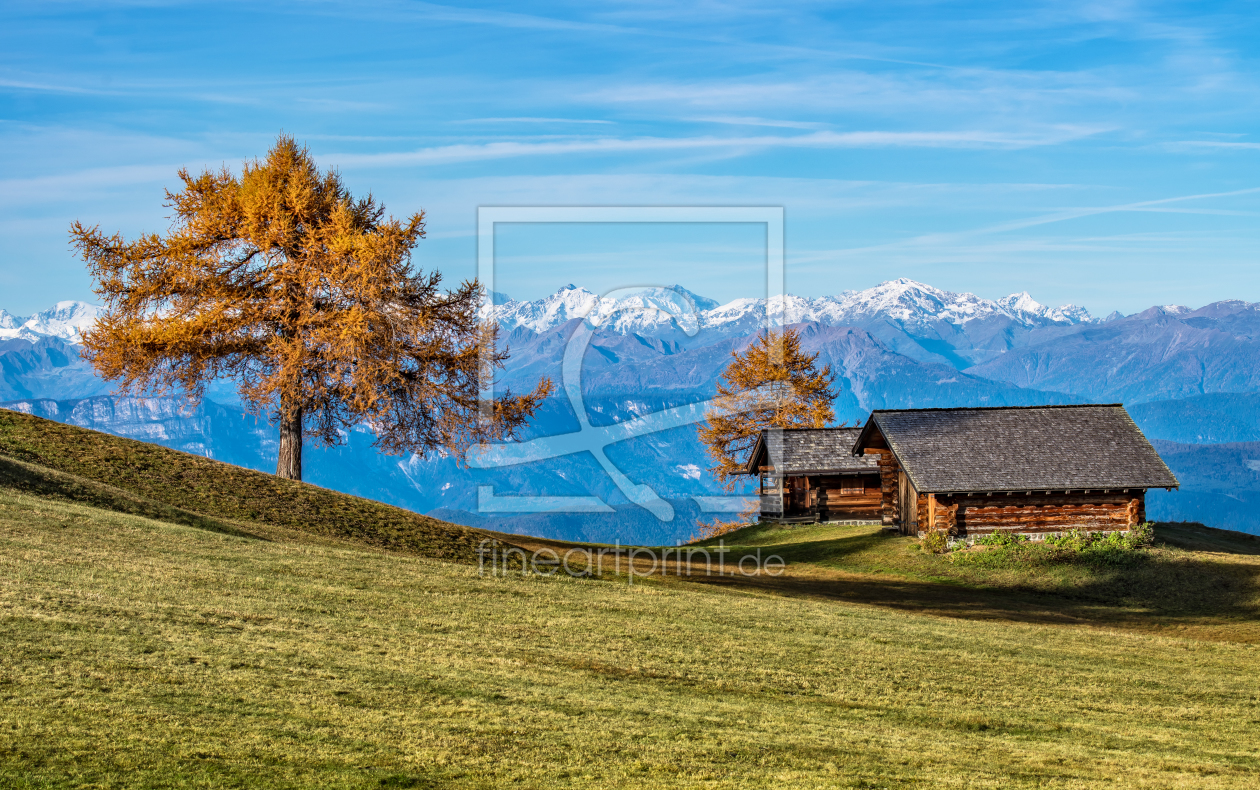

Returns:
745,405,1179,538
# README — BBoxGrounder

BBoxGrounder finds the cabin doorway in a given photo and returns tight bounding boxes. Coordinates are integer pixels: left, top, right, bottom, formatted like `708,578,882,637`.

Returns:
787,477,812,516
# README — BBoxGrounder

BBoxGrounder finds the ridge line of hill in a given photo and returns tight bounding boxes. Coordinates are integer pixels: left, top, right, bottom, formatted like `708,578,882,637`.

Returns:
0,452,265,540
0,410,507,563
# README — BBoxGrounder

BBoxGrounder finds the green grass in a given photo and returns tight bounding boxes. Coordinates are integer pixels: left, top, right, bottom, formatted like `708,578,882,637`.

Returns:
0,409,490,562
4,488,1260,789
4,413,1260,787
695,520,1260,642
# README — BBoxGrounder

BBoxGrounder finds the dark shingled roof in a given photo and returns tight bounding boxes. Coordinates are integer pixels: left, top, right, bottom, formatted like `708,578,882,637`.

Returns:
744,427,881,475
854,404,1179,493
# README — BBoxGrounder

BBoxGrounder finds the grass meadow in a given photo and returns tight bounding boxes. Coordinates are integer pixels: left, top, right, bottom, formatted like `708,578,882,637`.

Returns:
2,410,1260,788
3,487,1260,788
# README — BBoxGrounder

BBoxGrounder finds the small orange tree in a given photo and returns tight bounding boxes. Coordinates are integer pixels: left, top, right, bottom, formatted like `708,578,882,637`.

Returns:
70,136,550,481
692,328,837,539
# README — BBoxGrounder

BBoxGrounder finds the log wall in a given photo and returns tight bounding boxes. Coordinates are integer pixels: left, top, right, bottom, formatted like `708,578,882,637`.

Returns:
759,474,882,519
816,474,882,519
913,490,1147,537
866,449,901,527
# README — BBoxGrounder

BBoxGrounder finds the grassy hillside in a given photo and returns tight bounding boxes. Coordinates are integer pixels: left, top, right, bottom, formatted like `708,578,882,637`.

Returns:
4,487,1260,789
0,409,489,562
3,413,1260,787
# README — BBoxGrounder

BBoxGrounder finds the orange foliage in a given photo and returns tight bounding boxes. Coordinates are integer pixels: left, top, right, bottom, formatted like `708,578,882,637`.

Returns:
689,502,761,543
696,328,838,490
70,136,551,480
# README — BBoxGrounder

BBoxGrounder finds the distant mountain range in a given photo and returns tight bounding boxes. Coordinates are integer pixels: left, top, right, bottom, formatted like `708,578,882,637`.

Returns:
488,278,1100,368
3,279,1258,542
491,279,1096,336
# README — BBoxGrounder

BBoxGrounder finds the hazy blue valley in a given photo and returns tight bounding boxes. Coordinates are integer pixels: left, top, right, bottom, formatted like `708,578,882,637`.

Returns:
4,280,1259,544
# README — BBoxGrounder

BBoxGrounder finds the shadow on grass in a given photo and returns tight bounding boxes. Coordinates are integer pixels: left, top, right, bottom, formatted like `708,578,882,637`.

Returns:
0,453,267,541
685,522,1260,640
1155,520,1260,555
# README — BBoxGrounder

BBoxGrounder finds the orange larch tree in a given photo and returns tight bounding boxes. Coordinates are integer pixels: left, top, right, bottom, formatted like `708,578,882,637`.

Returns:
70,135,551,481
698,327,838,488
691,328,838,540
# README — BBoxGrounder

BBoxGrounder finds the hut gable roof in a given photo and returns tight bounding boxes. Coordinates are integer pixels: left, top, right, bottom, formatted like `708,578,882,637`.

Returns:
744,427,881,475
854,404,1179,493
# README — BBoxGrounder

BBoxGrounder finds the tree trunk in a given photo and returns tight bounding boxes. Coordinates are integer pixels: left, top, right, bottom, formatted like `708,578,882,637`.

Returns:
276,401,303,481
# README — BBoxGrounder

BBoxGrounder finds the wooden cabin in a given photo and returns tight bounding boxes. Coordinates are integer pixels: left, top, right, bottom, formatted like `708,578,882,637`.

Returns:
742,427,883,523
850,404,1179,538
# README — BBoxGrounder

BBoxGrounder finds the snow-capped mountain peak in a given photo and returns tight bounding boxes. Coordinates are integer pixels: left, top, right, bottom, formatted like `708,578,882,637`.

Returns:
489,285,601,332
997,291,1092,325
487,283,726,335
795,279,1095,330
0,300,100,344
826,278,995,324
997,291,1044,315
31,300,100,336
1048,304,1092,323
659,285,720,312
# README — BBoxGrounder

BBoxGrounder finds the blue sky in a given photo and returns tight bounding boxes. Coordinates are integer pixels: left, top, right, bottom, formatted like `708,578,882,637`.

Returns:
2,1,1259,316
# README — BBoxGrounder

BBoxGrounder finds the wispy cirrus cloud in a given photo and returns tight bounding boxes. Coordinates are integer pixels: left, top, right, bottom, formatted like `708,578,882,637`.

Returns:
4,0,1259,314
685,116,829,130
294,98,391,112
451,117,615,125
0,77,118,96
580,68,1137,112
0,164,181,209
821,185,1260,259
0,71,287,107
1170,140,1260,151
335,0,940,68
373,1,647,36
330,126,1108,168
